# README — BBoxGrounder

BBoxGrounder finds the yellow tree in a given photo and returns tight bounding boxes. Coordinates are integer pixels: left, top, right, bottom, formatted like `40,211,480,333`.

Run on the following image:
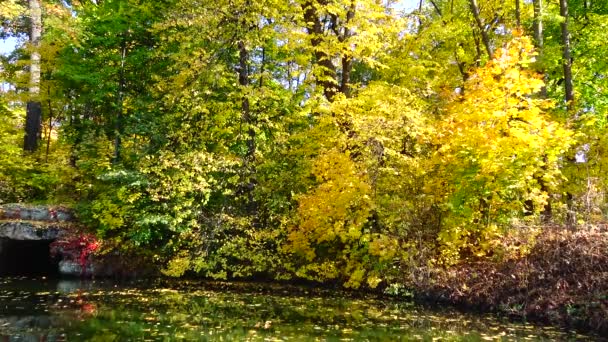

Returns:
283,81,431,288
281,1,408,288
430,34,574,262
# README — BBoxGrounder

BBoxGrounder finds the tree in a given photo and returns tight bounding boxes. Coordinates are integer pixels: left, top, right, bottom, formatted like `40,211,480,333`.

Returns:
430,36,574,261
298,0,398,102
23,0,42,152
532,0,543,49
559,0,574,110
3,0,606,289
469,0,493,59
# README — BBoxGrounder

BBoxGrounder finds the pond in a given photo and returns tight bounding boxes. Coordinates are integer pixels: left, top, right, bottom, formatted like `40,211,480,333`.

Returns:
0,277,601,341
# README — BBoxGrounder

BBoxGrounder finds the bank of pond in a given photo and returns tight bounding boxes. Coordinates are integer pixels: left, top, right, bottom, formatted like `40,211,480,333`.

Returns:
0,277,603,341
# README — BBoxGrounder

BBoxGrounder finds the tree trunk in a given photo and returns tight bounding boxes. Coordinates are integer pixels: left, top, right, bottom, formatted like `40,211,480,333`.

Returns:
532,0,547,97
559,0,575,226
302,1,338,102
533,0,543,49
339,1,355,97
469,0,493,59
559,0,574,110
515,0,521,27
238,39,257,215
238,41,255,163
113,41,127,164
23,0,42,152
531,0,552,221
45,97,53,162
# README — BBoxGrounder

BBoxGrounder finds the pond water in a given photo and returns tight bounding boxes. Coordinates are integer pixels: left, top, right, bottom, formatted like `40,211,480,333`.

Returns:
0,277,601,341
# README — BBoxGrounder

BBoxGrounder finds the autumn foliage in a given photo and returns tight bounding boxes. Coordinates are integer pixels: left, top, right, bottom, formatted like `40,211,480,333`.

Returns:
2,0,608,332
50,234,100,273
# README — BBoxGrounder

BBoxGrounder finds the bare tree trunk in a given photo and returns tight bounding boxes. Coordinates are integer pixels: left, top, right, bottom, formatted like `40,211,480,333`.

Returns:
469,0,493,59
559,0,574,110
24,0,42,152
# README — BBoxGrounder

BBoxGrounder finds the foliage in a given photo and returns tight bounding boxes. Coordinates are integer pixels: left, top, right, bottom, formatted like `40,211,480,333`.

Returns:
430,35,574,263
0,100,74,203
50,233,100,272
286,148,376,287
0,0,607,292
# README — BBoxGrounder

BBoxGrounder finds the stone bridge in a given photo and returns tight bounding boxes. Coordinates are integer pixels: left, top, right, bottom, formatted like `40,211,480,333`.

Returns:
0,204,77,276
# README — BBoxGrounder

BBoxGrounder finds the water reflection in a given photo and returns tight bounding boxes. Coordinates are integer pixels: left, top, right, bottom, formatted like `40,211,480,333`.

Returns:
0,277,601,341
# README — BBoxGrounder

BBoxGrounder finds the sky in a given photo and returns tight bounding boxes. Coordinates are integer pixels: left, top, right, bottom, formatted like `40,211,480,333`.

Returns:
395,0,419,12
0,0,419,56
0,37,19,55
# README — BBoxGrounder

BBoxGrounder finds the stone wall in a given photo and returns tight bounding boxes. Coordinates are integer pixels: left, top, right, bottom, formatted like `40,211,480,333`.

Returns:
0,204,155,278
0,204,74,276
0,204,73,241
0,221,65,240
0,204,73,222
